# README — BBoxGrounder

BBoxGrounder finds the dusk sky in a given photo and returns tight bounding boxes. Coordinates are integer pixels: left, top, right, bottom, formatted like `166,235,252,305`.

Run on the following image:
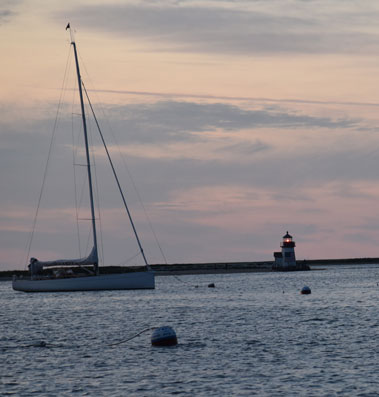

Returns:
2,0,379,270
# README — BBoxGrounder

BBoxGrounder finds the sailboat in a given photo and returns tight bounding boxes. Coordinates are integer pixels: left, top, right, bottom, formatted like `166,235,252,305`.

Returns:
12,25,155,292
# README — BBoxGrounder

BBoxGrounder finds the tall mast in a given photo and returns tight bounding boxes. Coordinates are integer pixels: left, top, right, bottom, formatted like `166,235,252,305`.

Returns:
67,24,99,274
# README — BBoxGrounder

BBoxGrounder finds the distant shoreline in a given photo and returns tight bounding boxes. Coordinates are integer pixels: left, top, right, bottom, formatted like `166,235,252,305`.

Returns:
1,257,379,281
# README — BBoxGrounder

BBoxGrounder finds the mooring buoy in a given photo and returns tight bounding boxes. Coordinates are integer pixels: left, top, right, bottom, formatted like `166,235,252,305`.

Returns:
301,285,311,295
30,341,47,348
151,326,178,347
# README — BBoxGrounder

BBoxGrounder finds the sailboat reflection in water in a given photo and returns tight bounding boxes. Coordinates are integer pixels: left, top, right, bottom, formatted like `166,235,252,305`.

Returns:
13,25,155,292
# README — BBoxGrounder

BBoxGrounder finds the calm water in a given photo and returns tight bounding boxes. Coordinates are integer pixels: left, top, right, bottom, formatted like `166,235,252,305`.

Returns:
1,265,379,396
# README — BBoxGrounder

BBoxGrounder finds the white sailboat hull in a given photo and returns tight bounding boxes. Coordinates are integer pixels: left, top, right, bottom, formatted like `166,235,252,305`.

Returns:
12,271,155,292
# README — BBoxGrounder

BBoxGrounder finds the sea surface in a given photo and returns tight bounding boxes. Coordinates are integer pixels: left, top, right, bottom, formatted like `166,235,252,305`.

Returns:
1,264,379,396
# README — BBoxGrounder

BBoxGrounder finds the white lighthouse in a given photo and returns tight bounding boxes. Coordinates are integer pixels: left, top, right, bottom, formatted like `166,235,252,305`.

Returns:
273,231,297,269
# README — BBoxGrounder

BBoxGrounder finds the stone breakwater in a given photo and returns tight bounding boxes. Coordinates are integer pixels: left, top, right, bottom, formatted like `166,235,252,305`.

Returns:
2,257,379,280
152,261,274,275
148,257,379,274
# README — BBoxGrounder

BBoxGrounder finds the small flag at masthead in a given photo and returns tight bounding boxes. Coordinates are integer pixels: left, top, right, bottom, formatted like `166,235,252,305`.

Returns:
65,23,70,30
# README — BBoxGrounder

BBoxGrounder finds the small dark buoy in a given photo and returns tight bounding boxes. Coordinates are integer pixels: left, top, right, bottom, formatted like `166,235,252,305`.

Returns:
31,341,47,347
301,285,311,295
208,283,215,288
151,326,177,347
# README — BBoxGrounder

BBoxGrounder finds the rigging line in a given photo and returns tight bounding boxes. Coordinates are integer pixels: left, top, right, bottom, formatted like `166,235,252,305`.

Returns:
71,93,93,262
108,327,156,347
94,102,168,264
22,47,72,269
120,161,168,264
171,274,189,284
106,119,168,264
72,116,92,240
76,121,98,262
102,117,168,264
84,227,92,264
114,250,142,267
1,326,157,350
77,161,89,222
87,118,105,266
71,79,82,258
76,64,168,265
71,86,93,259
82,83,151,270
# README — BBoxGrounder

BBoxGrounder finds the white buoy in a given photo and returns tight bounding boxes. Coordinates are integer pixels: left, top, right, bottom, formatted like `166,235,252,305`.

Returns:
151,326,178,347
301,285,311,295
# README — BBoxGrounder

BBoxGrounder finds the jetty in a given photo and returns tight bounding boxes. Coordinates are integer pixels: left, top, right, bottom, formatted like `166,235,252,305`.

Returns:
1,257,379,280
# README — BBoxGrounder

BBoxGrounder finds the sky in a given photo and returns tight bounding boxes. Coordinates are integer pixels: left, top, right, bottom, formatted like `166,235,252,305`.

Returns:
2,0,379,270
